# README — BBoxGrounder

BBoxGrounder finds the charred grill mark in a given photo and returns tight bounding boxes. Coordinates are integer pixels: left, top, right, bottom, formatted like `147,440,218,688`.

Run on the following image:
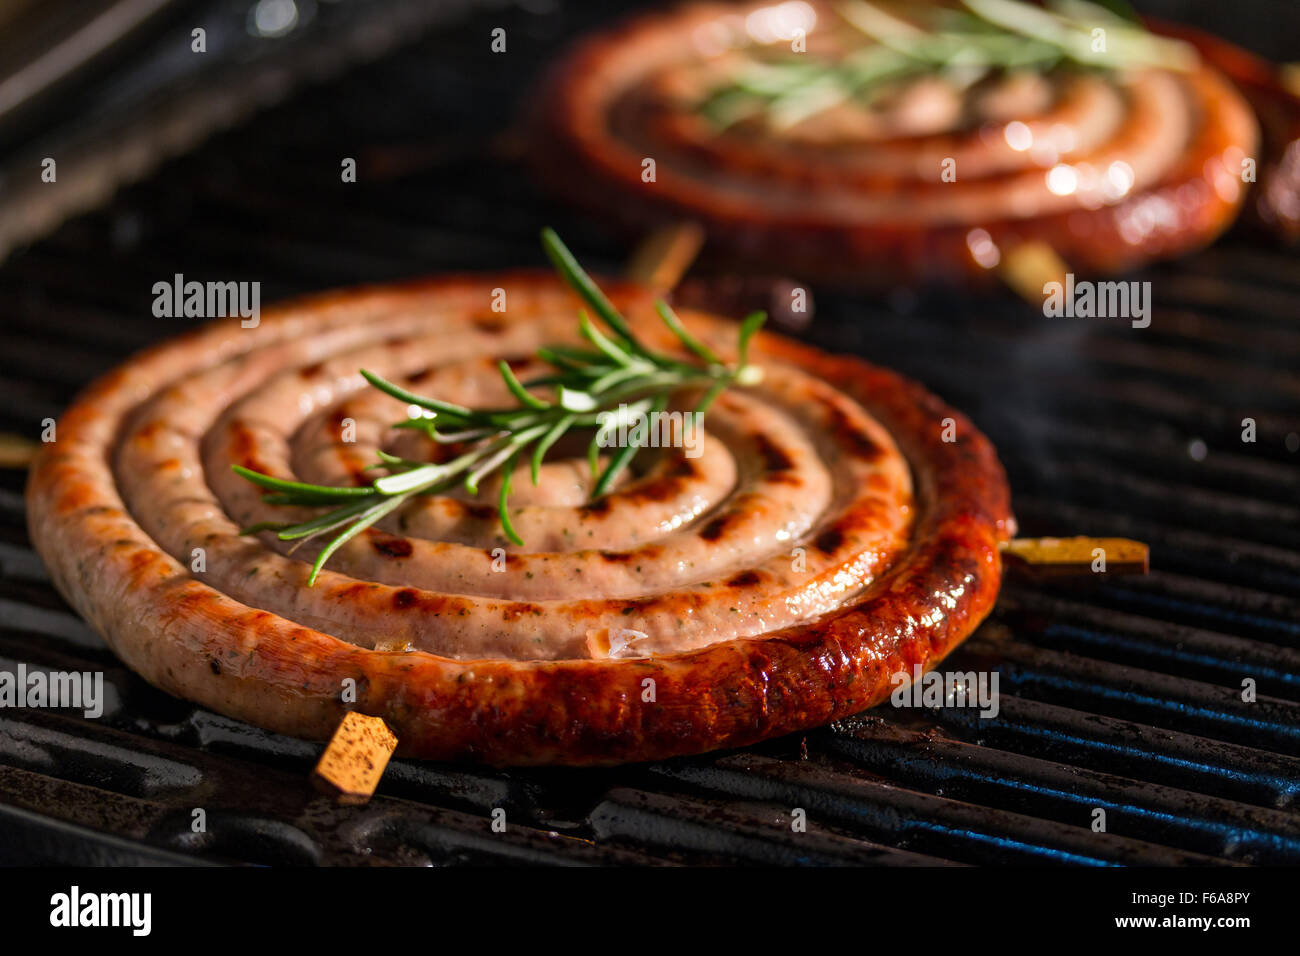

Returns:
727,570,762,588
299,362,324,377
580,496,612,515
753,433,794,472
825,402,882,459
665,454,699,479
699,512,737,541
815,527,844,554
378,571,501,619
619,455,701,504
407,367,433,384
368,531,413,559
473,314,508,334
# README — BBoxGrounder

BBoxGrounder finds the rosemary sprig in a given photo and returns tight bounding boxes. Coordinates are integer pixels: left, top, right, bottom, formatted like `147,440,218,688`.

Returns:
234,229,766,585
697,0,1196,130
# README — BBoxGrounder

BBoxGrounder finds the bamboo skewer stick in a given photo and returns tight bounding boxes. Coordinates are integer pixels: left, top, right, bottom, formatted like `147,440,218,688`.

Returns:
0,432,39,469
996,239,1070,307
624,221,706,290
312,712,398,806
1281,63,1300,99
1001,536,1150,576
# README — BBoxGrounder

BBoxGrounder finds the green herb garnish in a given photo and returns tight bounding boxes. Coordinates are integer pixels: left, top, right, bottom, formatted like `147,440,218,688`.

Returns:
234,228,766,585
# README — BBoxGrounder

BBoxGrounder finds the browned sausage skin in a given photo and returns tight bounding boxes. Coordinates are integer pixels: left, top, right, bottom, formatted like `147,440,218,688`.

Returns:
26,273,1012,766
1150,18,1300,242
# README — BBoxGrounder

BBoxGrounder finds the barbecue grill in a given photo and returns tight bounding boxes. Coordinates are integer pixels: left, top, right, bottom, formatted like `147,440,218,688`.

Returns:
0,0,1297,867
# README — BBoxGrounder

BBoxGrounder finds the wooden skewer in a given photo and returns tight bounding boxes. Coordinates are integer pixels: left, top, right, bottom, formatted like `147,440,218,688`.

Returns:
1281,63,1300,99
311,711,398,806
0,432,39,469
624,221,706,291
996,239,1069,308
1001,536,1149,576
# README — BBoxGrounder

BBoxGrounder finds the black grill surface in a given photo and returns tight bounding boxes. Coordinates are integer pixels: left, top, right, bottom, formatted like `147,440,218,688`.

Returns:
0,1,1297,866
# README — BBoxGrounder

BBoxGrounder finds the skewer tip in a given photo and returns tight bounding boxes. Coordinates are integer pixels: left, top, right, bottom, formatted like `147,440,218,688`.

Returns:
311,711,398,805
1001,536,1150,576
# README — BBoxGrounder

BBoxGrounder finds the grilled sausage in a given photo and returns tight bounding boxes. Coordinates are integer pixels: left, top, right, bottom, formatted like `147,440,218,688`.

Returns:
26,273,1012,765
532,0,1261,285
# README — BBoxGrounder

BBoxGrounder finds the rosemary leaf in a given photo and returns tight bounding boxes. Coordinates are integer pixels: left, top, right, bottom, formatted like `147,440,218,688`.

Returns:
693,378,730,416
498,452,524,547
277,497,379,542
540,228,646,352
497,360,551,410
655,299,723,366
359,368,476,420
578,309,641,368
231,465,377,501
736,310,767,369
594,394,667,497
532,414,575,485
307,495,409,585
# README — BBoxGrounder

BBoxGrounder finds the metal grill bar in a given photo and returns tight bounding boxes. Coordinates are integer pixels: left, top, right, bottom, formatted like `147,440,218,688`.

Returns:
649,755,1233,866
821,719,1300,862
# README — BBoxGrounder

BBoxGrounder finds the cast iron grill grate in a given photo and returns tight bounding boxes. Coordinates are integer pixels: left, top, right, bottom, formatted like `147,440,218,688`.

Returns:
0,1,1296,866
